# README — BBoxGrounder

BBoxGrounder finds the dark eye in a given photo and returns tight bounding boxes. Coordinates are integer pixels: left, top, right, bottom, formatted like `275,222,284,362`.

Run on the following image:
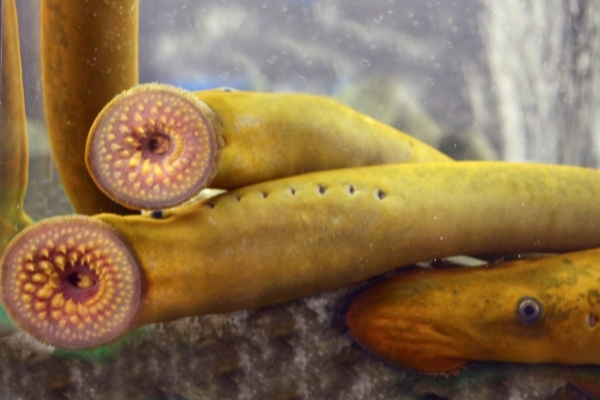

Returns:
150,210,164,219
517,298,542,324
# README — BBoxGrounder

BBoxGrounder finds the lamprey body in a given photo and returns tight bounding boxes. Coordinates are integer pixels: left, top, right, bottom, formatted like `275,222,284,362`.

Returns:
5,162,600,348
85,84,451,210
42,0,139,215
1,0,33,253
347,248,600,373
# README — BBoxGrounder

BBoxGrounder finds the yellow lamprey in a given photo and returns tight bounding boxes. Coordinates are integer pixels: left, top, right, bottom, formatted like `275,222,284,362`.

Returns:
347,248,600,373
5,162,600,349
41,0,139,215
0,0,34,254
85,84,452,210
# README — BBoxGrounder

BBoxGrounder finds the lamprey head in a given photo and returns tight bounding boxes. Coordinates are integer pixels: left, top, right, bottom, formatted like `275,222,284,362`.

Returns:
347,251,600,373
85,83,220,210
0,216,142,349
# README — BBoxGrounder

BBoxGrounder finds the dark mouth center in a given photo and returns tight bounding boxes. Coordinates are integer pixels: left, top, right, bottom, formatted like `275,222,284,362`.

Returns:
67,272,96,289
144,131,171,157
60,265,99,302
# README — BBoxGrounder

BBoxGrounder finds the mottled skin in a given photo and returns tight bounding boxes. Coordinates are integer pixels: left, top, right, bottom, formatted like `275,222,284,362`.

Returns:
6,162,600,348
85,84,452,210
347,249,600,373
41,0,139,215
0,0,33,254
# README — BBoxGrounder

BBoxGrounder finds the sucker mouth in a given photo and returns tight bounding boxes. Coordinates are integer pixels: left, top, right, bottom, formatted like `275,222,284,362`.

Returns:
0,216,142,349
86,83,218,210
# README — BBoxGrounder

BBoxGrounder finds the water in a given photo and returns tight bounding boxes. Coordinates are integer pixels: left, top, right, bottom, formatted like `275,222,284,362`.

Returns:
6,0,600,398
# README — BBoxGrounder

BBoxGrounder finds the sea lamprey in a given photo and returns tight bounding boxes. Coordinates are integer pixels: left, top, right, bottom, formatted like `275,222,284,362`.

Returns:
85,83,451,210
5,162,600,349
346,248,600,373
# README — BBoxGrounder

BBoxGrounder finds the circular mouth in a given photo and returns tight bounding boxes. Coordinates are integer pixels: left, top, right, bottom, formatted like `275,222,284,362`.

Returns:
85,83,219,210
0,216,142,349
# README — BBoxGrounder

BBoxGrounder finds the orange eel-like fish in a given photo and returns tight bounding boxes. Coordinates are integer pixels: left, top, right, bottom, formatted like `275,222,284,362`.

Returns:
347,249,600,373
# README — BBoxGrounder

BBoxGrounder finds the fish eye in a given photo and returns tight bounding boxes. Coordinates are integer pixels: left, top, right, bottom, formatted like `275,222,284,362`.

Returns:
517,297,542,324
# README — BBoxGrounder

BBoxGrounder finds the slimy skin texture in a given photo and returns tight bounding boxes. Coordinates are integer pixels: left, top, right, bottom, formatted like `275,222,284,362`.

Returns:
1,0,34,254
197,89,453,186
41,0,139,215
346,249,600,373
85,84,452,210
5,162,600,348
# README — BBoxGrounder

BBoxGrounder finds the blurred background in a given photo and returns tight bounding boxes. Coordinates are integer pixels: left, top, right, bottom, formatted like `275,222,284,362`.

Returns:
7,0,600,398
19,0,600,166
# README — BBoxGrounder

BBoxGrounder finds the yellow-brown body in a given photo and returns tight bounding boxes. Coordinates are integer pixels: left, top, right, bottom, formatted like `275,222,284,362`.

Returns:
97,162,600,327
41,0,139,215
195,89,452,189
1,0,33,253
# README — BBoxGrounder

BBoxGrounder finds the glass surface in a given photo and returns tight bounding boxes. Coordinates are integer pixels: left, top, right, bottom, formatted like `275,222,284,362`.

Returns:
3,0,599,398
